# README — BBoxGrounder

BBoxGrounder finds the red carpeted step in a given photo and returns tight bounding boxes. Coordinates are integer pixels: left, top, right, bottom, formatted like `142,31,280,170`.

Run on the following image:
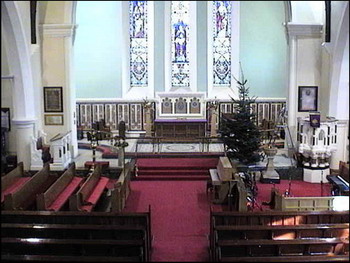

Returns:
137,169,210,176
134,175,209,181
136,158,218,170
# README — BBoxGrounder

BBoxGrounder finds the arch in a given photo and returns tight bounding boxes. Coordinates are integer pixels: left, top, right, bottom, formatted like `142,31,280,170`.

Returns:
1,1,36,121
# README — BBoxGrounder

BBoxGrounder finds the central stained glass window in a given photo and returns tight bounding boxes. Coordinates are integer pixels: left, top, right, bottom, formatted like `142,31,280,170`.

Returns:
171,1,190,88
130,1,148,87
213,1,232,86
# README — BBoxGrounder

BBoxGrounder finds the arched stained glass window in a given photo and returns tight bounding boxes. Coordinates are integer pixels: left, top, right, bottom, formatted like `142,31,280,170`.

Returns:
130,1,148,87
213,1,232,86
171,1,190,88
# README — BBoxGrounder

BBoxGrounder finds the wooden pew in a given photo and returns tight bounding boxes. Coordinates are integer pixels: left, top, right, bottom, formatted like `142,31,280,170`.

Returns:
1,209,152,262
272,189,349,211
210,210,350,262
1,238,144,262
110,160,134,212
36,163,84,211
214,224,349,241
1,162,29,204
1,223,146,241
211,210,350,226
3,163,57,210
217,239,348,262
69,165,109,212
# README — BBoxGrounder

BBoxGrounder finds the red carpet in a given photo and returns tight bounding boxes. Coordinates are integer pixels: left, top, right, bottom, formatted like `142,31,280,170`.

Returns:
125,158,334,261
136,158,218,181
123,180,213,262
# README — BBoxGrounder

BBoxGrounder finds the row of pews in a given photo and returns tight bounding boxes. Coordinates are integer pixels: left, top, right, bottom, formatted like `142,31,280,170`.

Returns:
1,161,132,212
1,161,151,261
210,209,349,262
1,208,152,262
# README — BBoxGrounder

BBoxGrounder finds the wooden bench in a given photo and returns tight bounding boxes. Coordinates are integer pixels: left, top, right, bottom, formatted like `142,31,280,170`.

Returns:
211,210,350,226
272,189,349,211
1,223,146,241
217,239,348,261
1,238,144,261
1,209,152,262
1,162,30,204
210,210,350,262
3,163,58,210
37,163,84,211
84,161,110,171
214,224,349,241
110,160,134,212
69,165,109,212
1,255,142,262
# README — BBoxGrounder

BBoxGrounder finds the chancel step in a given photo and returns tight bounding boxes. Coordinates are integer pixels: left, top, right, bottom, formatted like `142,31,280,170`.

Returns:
135,158,218,181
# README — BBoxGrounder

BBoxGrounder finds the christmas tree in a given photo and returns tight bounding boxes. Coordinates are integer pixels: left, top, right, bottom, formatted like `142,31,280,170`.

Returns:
220,68,262,165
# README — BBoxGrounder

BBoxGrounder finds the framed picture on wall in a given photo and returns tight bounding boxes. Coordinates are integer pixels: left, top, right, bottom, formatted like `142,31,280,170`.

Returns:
298,86,318,112
44,114,64,125
44,87,63,112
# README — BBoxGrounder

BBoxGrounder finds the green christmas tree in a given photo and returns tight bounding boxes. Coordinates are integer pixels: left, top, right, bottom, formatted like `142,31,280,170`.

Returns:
220,68,262,165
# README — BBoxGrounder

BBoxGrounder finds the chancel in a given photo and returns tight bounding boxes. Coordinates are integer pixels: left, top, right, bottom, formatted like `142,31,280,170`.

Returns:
1,1,349,262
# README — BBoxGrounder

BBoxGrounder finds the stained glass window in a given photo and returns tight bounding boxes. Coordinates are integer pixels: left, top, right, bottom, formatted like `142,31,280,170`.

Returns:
171,1,190,88
213,1,232,86
130,1,148,87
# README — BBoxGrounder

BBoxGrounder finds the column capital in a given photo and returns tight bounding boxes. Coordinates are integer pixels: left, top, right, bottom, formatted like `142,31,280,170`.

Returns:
40,24,78,38
286,23,323,38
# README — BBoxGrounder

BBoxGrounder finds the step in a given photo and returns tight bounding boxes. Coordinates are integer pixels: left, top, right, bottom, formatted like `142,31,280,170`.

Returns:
137,166,216,170
137,169,210,176
134,175,210,181
136,158,219,169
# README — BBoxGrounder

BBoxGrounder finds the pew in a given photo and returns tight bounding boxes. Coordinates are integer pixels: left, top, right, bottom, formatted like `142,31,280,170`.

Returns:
1,162,29,204
217,239,348,262
214,224,349,241
37,163,84,211
210,210,349,262
69,165,108,212
272,189,349,211
110,160,134,212
3,163,57,210
1,208,152,262
2,238,144,262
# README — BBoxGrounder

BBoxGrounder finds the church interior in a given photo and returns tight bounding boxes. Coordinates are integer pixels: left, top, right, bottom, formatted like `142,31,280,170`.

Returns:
1,1,349,262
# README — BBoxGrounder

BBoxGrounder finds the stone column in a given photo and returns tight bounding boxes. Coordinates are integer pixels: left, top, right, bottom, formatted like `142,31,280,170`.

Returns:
41,24,78,158
12,119,36,170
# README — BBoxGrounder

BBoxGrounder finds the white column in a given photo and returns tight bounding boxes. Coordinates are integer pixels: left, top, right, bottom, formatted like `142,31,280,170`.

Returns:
286,23,323,148
65,30,78,158
12,119,36,170
41,24,78,158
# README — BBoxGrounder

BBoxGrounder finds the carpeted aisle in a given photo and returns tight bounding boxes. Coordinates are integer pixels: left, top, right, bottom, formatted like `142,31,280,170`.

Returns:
123,180,212,262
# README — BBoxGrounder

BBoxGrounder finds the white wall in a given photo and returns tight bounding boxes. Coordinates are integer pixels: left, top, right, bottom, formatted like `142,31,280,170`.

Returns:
291,1,324,24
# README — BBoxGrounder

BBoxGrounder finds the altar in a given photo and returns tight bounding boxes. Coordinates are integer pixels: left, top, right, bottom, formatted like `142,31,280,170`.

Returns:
154,119,207,138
